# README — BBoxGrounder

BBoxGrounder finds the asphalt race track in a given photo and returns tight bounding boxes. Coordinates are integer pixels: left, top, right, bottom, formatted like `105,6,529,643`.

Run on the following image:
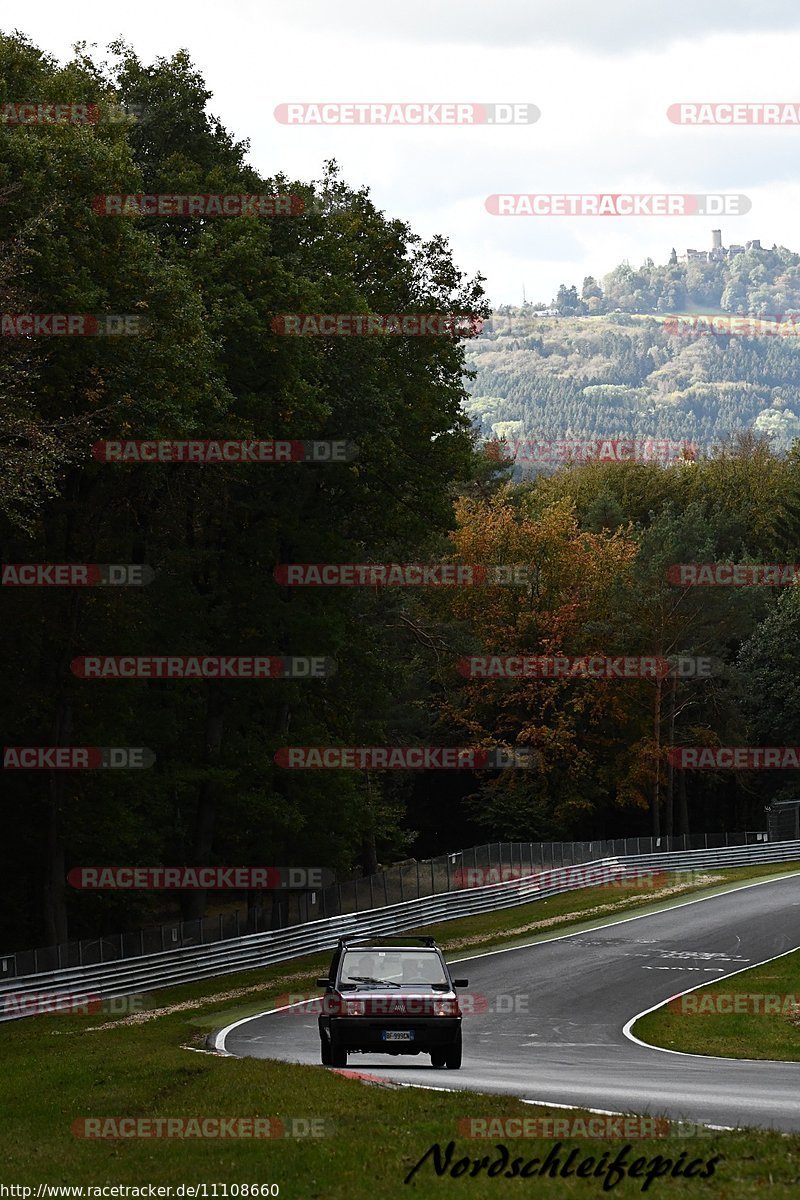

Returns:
217,874,800,1131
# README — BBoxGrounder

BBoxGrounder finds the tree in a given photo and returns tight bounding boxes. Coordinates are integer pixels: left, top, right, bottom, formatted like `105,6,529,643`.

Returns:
0,33,490,946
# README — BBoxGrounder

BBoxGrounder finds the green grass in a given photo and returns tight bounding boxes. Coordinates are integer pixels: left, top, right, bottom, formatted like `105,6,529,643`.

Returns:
634,946,800,1062
1,864,799,1196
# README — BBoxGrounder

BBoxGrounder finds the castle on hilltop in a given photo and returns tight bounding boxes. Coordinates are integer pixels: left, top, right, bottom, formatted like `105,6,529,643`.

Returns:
677,230,762,264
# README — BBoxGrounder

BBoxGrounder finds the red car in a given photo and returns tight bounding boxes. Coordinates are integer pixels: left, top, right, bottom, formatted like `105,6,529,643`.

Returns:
317,936,468,1068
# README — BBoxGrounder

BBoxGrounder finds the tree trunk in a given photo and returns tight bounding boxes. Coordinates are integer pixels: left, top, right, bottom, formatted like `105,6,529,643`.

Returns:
678,768,690,836
361,772,379,875
43,694,71,946
41,503,86,947
651,678,662,838
664,673,678,838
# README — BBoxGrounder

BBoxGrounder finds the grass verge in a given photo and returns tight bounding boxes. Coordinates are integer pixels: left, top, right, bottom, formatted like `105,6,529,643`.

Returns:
633,946,800,1062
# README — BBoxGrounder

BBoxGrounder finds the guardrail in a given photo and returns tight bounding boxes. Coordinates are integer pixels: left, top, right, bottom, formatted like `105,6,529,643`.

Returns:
1,839,798,1023
4,830,770,980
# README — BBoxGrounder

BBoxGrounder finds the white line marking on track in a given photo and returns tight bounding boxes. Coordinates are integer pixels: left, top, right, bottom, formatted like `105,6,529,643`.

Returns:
623,943,800,1065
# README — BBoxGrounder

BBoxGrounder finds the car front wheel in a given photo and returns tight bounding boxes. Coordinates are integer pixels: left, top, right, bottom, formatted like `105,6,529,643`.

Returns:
444,1032,462,1070
330,1042,348,1068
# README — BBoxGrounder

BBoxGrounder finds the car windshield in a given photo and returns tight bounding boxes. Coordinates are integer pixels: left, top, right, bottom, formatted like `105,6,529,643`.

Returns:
340,949,448,987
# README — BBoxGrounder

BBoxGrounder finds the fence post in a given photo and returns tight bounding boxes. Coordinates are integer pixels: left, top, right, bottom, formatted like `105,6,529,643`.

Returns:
369,876,375,909
416,860,421,899
445,854,451,892
430,859,435,895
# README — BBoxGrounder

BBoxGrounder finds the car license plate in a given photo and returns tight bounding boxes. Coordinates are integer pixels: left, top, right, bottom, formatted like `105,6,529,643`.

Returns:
382,1030,414,1042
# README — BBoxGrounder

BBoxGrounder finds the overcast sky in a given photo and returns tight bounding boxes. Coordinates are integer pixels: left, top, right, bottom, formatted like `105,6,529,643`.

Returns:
11,0,800,304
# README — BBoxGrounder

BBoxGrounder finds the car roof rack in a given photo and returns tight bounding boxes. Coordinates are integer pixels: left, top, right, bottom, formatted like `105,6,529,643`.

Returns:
336,935,437,949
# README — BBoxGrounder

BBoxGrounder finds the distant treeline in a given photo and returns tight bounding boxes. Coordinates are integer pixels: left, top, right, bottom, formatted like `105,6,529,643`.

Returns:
465,311,800,457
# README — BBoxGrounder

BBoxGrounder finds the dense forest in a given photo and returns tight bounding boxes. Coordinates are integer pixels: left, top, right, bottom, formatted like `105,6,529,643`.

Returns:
465,311,800,457
465,243,800,459
1,34,799,954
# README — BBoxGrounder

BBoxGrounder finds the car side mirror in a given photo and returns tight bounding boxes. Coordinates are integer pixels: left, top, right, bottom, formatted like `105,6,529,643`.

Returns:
453,978,469,987
316,978,331,988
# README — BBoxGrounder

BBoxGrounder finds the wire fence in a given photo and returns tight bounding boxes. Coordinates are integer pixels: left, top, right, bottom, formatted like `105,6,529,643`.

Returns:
0,830,770,981
1,836,797,1022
